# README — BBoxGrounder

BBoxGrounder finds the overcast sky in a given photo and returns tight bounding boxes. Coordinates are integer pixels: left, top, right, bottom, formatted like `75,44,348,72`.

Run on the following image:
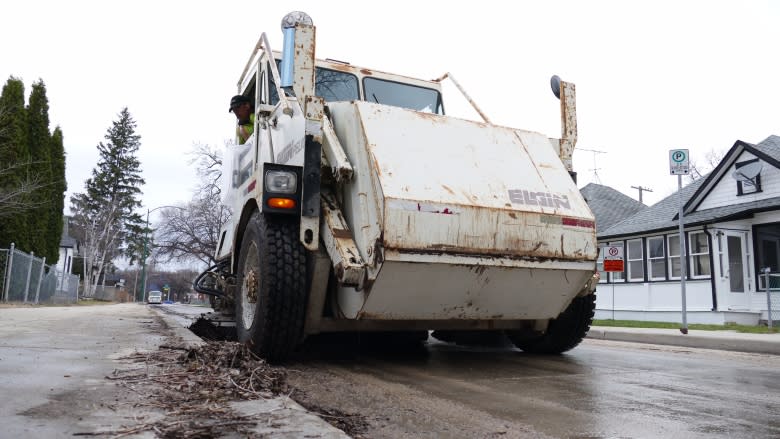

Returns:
2,1,779,223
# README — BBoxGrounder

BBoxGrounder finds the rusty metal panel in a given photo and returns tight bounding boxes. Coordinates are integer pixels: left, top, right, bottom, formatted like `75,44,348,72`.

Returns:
326,102,384,270
326,100,597,321
336,260,593,320
292,24,316,105
321,114,354,182
320,191,366,286
337,101,596,261
558,80,577,172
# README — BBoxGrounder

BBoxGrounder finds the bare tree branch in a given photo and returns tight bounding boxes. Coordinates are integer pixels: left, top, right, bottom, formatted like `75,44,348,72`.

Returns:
152,191,230,266
187,142,224,197
154,143,231,266
688,148,726,182
0,160,49,218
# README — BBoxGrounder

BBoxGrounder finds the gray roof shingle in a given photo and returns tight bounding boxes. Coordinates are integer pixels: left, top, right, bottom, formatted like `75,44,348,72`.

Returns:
580,183,646,233
755,135,780,156
598,178,706,238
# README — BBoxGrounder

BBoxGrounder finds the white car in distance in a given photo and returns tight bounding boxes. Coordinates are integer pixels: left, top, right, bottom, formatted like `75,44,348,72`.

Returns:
147,291,163,304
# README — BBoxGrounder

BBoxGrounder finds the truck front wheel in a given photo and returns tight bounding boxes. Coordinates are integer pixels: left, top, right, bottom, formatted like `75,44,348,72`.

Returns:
235,212,307,362
506,293,596,354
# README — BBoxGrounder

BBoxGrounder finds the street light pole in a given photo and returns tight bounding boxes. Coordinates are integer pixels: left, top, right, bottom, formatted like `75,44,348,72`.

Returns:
140,208,150,303
139,205,185,303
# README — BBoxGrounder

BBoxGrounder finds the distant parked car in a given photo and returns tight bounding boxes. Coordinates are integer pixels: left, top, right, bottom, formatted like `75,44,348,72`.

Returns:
147,291,163,304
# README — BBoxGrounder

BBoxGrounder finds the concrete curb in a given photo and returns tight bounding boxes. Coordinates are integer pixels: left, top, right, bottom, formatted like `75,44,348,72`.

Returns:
150,305,206,349
587,327,780,356
147,305,349,438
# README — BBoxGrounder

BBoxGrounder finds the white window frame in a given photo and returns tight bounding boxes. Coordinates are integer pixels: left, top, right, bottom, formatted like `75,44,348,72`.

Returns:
647,236,666,281
627,238,644,282
667,234,683,280
688,231,711,279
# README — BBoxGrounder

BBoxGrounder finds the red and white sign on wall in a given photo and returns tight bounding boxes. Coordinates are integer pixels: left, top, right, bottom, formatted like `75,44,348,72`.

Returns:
603,244,624,272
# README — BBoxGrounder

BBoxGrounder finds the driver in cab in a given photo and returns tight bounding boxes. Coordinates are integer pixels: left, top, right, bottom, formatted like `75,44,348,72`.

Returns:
229,95,254,144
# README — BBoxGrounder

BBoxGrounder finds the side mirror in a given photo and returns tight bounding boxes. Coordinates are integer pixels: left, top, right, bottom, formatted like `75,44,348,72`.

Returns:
550,75,562,100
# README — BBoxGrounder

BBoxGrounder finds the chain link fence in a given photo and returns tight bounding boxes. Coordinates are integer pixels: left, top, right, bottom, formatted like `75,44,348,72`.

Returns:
1,245,79,304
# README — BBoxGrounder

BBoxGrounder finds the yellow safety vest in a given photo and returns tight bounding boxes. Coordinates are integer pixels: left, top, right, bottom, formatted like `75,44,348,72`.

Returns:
237,113,255,144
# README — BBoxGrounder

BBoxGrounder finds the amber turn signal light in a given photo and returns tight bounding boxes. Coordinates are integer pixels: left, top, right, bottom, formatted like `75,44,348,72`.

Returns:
267,198,296,209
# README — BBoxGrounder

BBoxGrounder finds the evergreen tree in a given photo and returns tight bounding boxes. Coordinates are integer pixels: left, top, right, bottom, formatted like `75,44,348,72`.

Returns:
47,126,66,262
70,108,145,296
0,77,31,251
26,79,52,258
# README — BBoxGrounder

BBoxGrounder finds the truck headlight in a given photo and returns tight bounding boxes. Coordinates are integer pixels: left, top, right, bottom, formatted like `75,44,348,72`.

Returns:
265,170,297,194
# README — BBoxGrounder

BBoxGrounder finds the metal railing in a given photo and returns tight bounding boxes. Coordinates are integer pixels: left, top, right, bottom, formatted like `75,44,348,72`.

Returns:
1,244,79,304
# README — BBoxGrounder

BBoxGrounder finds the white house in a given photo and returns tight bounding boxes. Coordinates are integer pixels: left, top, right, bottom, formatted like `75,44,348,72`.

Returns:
586,135,780,325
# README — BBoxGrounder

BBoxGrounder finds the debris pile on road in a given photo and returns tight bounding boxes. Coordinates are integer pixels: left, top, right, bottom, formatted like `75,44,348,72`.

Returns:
179,340,288,398
102,341,288,437
90,339,370,438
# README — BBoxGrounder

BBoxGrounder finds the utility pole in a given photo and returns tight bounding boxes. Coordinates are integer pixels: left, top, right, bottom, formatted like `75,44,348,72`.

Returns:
579,148,606,183
631,185,653,204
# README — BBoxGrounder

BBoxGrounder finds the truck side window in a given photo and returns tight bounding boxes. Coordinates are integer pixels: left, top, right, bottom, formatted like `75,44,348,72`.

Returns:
259,71,267,104
268,61,281,106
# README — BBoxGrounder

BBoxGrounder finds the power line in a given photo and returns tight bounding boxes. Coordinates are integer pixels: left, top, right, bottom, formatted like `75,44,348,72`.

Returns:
631,185,653,204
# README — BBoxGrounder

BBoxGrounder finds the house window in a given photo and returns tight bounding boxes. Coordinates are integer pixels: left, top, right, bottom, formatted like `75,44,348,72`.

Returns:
689,231,711,278
755,223,780,289
627,239,644,281
668,234,683,279
735,159,762,195
647,236,666,280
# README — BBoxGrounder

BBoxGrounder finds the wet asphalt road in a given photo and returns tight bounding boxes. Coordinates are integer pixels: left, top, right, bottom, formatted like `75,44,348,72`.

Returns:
158,304,780,438
288,337,780,438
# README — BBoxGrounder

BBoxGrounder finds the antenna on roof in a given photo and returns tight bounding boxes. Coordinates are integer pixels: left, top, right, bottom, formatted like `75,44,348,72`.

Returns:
579,148,606,183
631,185,653,204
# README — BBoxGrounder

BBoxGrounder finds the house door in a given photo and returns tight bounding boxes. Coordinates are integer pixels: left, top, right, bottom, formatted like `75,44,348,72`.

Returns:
725,231,750,309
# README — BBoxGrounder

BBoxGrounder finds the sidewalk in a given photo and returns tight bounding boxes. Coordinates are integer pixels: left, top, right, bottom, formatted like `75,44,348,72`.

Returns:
0,304,347,438
587,325,780,355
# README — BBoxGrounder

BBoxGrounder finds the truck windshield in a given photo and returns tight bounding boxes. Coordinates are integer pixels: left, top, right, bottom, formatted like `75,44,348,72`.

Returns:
268,62,442,114
317,68,359,102
363,77,443,114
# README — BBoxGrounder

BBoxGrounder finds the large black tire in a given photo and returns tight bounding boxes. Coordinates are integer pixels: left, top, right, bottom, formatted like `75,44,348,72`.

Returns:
506,293,596,354
235,212,308,362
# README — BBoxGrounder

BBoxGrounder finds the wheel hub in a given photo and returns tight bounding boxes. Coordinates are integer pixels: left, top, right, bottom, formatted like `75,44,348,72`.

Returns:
245,269,258,303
